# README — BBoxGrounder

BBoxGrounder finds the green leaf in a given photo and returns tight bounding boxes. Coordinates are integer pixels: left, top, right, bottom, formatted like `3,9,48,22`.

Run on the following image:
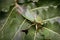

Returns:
0,0,60,40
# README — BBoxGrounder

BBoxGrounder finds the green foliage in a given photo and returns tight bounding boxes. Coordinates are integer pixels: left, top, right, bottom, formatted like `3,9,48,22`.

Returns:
0,0,60,40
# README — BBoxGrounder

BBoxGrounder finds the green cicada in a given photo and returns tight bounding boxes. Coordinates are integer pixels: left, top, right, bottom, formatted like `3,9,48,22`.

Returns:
16,3,44,25
15,1,48,36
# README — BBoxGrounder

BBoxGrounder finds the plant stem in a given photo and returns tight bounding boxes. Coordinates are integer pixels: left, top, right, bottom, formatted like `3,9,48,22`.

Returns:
0,6,16,31
34,31,37,40
34,24,37,40
11,19,26,40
